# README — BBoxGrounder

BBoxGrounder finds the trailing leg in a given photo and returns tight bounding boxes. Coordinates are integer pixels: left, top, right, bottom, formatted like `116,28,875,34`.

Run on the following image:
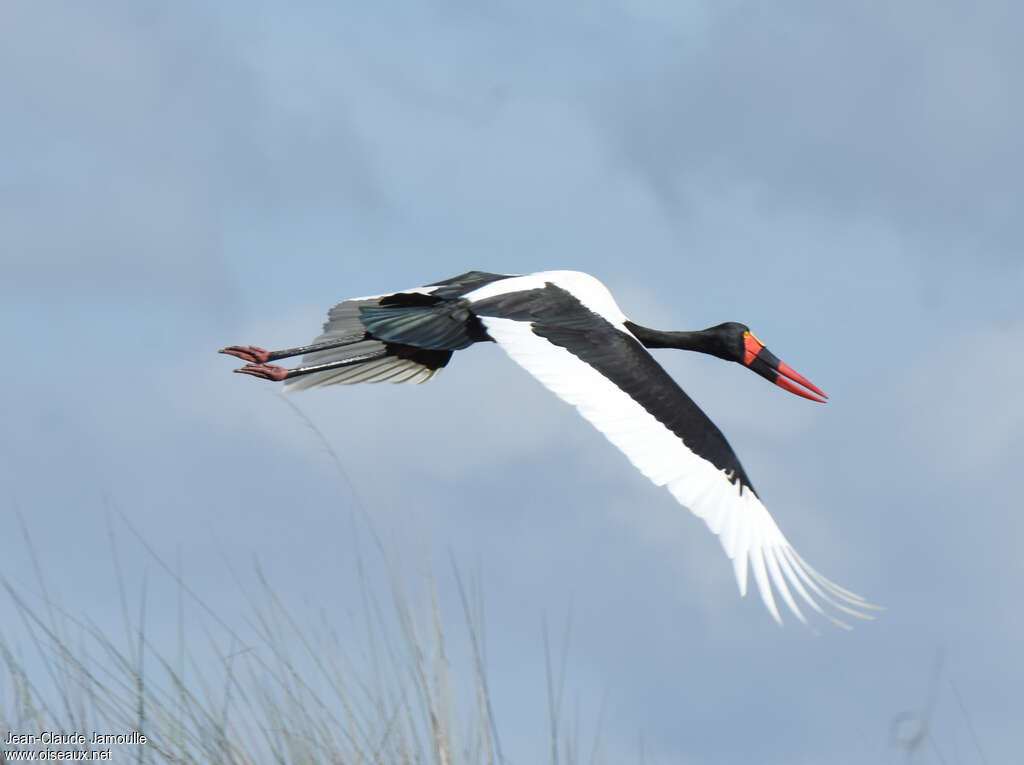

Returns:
233,348,388,382
219,330,367,364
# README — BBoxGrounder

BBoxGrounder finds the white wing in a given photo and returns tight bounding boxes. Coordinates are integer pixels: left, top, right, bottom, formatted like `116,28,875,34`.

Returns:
479,315,877,627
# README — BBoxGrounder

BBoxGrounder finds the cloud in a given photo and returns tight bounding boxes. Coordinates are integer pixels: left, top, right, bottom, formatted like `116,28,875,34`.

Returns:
0,0,385,309
898,323,1024,483
578,1,1024,262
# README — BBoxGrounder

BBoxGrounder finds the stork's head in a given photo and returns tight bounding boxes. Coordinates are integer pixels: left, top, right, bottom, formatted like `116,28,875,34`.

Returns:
721,323,827,403
625,319,828,402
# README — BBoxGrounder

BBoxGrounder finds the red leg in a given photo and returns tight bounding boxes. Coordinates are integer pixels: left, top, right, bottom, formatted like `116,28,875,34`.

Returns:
233,363,290,382
219,346,271,363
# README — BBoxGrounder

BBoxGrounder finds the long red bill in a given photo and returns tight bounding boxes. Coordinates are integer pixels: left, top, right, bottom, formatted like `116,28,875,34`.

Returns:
744,333,827,403
776,361,828,401
773,364,828,402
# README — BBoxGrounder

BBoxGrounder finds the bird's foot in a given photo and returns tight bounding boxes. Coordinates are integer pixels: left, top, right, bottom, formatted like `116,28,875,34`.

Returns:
233,363,289,382
219,345,271,364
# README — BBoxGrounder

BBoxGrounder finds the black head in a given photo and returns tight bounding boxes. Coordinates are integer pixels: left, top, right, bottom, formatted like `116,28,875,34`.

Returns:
697,322,751,362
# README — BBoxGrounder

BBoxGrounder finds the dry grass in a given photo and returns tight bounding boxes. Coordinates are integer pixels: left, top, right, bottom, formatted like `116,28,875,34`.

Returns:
0,511,606,765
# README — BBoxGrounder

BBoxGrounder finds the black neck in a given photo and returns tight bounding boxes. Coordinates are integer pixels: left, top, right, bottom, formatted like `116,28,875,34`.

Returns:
624,321,732,360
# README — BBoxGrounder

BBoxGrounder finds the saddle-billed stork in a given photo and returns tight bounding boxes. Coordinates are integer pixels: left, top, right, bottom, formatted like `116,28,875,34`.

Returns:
221,270,877,627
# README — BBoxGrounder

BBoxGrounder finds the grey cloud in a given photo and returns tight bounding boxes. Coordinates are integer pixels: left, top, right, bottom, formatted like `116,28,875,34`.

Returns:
1,0,383,305
581,2,1024,261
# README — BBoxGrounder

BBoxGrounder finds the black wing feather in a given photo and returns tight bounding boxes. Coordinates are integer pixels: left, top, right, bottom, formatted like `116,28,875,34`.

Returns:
471,284,757,494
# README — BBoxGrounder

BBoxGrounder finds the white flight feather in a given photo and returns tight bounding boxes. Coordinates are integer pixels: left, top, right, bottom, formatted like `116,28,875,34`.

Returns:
478,314,877,626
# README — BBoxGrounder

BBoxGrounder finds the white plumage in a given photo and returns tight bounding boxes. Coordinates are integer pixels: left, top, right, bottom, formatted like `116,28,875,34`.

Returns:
477,296,871,627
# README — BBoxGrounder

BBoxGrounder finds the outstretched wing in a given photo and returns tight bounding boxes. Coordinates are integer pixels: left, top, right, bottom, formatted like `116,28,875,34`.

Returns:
285,272,515,391
283,296,451,390
469,277,876,627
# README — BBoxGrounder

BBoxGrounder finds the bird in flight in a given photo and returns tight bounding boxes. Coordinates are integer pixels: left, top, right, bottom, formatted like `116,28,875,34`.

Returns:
222,270,877,627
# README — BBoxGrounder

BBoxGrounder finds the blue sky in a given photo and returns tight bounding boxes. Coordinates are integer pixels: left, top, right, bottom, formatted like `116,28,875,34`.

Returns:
3,0,1022,761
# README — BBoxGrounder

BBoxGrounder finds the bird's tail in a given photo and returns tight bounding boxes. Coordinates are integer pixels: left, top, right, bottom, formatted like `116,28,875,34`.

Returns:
283,298,451,391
